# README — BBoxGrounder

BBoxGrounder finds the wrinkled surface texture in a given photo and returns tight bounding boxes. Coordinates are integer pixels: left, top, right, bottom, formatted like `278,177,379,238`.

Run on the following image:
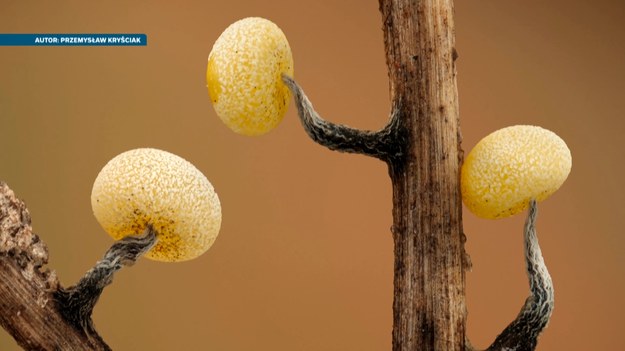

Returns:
207,17,294,136
461,125,571,219
91,148,222,262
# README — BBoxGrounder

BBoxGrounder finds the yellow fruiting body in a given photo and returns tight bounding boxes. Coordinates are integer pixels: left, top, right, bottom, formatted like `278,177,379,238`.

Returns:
461,125,572,219
207,17,294,136
91,148,222,262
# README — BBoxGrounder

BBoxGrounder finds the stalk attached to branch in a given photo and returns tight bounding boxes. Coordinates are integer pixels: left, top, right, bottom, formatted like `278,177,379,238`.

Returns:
485,200,554,351
55,228,157,335
282,74,405,163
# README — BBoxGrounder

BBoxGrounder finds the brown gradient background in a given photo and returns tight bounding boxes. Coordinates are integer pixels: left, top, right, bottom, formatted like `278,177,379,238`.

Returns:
1,1,623,350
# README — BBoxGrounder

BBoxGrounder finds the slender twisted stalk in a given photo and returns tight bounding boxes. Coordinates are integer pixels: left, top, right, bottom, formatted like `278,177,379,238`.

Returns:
485,200,554,351
282,75,405,163
55,227,157,339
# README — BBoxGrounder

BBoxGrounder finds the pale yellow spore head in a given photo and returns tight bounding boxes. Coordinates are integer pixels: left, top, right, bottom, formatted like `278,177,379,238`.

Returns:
207,17,294,136
91,148,222,262
461,125,571,219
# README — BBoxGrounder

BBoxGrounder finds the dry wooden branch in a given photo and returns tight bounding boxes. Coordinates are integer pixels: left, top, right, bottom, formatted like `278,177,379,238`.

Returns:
285,0,466,348
0,181,156,350
284,1,554,350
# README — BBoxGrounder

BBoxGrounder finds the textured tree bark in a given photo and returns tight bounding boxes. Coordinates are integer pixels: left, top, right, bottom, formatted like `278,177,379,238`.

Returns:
0,181,156,350
0,182,110,350
0,259,110,350
285,0,555,347
283,1,466,348
283,1,467,348
379,1,467,350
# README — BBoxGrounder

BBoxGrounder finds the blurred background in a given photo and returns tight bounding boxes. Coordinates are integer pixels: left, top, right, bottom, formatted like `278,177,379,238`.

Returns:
1,0,623,350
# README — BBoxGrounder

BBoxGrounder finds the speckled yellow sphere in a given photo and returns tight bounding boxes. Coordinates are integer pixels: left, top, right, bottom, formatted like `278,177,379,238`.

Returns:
461,125,571,219
91,148,222,262
207,17,294,136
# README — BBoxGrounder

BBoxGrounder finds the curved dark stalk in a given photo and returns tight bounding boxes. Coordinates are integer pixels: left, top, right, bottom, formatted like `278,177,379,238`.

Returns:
55,227,157,341
484,200,554,351
282,74,405,163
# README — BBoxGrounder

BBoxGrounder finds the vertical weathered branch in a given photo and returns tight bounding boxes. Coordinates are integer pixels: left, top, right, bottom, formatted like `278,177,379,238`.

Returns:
285,0,466,349
380,1,466,350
